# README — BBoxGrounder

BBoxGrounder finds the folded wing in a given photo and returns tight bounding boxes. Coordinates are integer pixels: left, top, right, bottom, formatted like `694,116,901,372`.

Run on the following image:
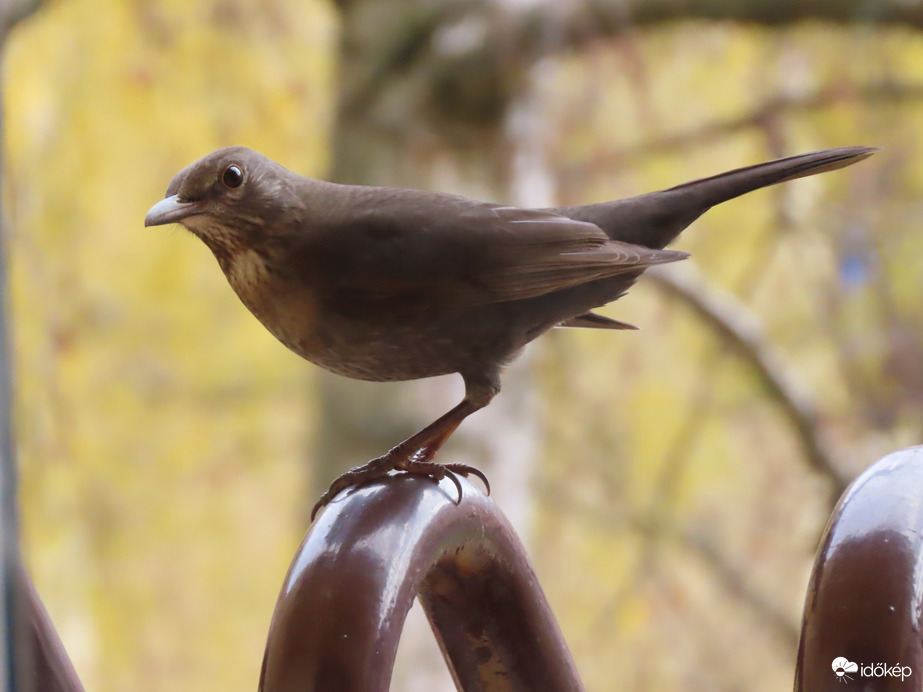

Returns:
312,193,686,315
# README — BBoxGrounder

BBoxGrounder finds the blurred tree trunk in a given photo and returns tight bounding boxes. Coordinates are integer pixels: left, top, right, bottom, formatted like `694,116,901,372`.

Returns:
316,0,549,531
316,0,550,687
1,0,41,43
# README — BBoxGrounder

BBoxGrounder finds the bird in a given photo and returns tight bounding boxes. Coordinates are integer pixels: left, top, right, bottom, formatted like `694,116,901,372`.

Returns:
145,145,876,518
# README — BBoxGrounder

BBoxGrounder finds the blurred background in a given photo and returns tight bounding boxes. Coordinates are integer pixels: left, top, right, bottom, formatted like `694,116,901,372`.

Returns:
2,0,922,690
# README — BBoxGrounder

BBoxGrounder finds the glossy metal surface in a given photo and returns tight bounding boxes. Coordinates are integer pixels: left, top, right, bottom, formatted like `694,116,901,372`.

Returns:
259,475,583,691
16,566,84,692
795,446,923,691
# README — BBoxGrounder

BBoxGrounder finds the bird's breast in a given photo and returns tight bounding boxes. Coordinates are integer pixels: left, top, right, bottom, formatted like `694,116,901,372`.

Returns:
227,247,270,293
223,248,322,356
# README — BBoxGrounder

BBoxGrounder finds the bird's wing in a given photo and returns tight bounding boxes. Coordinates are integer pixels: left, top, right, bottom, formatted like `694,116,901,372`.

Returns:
309,190,686,314
471,205,686,302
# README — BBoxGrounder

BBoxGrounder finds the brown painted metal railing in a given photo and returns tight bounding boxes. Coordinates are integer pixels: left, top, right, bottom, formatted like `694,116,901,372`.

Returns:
259,476,583,692
8,447,923,690
795,445,923,691
13,567,84,692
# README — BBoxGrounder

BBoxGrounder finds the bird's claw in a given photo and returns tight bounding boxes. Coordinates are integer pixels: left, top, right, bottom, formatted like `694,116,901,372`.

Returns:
442,468,464,505
442,462,491,495
310,455,491,521
398,458,489,504
310,454,395,520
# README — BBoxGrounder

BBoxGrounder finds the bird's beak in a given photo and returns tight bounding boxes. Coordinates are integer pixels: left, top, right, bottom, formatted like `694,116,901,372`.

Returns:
144,195,205,227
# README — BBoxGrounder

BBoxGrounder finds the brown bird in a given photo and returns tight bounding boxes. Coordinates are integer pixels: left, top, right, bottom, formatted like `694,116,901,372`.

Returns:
145,145,876,518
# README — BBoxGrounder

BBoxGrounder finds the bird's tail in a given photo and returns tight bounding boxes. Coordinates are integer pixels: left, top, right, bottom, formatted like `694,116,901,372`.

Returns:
665,146,877,203
550,146,878,249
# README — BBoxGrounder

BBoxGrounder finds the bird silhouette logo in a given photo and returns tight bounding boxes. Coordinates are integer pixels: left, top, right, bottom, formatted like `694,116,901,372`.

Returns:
832,657,859,683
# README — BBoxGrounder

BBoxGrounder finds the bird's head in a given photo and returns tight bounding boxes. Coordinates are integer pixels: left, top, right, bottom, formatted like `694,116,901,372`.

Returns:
145,146,298,260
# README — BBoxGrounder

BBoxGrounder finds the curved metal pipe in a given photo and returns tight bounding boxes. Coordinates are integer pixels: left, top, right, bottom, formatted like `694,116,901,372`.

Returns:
795,445,923,690
259,476,583,691
16,566,84,692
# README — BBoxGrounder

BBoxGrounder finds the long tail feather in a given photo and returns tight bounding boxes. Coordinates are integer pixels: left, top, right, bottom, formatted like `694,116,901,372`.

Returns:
549,146,878,249
557,312,638,330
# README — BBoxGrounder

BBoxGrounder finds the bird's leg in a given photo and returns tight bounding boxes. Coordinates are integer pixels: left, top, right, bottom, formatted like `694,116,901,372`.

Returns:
310,400,485,519
393,400,491,492
311,371,499,519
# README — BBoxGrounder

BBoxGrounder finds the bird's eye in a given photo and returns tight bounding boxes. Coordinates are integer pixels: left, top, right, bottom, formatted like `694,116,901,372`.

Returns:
222,165,244,188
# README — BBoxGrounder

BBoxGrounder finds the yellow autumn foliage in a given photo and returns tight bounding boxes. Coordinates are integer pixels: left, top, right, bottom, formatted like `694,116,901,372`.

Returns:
3,5,923,691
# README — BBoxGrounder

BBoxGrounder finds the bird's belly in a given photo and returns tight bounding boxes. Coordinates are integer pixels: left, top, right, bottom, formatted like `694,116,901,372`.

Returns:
231,269,540,382
294,320,485,382
229,272,501,381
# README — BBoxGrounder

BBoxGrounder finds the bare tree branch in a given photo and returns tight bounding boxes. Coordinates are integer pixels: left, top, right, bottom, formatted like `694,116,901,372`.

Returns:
537,484,800,649
1,0,42,42
634,515,801,647
572,82,923,176
519,0,923,57
648,263,849,497
335,0,923,153
614,0,923,29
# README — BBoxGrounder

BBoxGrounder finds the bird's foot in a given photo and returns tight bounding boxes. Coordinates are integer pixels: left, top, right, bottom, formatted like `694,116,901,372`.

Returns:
438,462,491,497
310,449,491,521
310,454,395,520
397,454,491,506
